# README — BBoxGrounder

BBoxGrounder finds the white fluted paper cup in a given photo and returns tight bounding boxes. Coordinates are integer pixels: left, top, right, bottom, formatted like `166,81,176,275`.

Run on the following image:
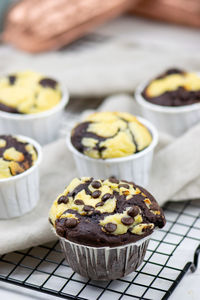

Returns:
57,230,151,281
135,81,200,137
67,117,158,187
0,135,42,219
0,85,69,145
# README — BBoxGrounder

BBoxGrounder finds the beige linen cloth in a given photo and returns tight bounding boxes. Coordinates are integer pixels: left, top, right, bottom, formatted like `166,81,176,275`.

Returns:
0,95,200,255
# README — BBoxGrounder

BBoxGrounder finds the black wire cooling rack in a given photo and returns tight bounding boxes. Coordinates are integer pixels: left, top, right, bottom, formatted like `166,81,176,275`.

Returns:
0,199,200,300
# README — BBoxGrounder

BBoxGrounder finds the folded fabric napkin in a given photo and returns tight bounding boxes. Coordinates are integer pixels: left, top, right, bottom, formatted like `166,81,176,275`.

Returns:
0,95,200,255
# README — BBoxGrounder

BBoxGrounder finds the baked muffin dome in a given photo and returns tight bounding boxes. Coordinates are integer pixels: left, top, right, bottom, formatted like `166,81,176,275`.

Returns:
0,135,37,179
71,112,152,159
142,68,200,107
0,71,62,114
49,177,166,247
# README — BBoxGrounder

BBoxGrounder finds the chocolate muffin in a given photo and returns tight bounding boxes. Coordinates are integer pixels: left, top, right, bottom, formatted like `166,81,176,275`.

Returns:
49,177,165,280
142,68,200,107
0,71,62,114
0,135,37,179
49,177,165,247
71,112,152,159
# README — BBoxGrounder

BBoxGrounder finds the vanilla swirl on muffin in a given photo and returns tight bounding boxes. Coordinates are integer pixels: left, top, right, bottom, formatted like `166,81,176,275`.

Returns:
49,177,166,247
0,71,62,114
142,68,200,106
0,135,37,179
71,112,152,159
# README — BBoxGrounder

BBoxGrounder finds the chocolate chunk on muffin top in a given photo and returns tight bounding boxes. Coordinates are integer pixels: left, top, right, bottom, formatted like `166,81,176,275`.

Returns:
142,68,200,107
0,135,37,179
0,71,62,114
71,112,152,159
49,177,165,247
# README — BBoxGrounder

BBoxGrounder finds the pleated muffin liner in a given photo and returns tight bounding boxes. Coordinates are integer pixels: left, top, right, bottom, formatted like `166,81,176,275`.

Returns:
54,227,152,281
0,84,69,145
66,116,158,187
135,81,200,137
0,135,42,219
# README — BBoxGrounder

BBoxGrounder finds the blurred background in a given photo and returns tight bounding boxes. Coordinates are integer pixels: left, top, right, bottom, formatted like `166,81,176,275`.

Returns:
0,0,199,105
1,0,200,52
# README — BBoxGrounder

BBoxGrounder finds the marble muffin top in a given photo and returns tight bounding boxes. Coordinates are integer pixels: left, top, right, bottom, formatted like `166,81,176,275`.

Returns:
142,68,200,107
71,112,152,159
0,135,37,179
0,71,62,114
49,177,166,247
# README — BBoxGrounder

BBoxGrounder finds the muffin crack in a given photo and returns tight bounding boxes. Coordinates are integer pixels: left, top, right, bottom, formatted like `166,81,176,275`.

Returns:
119,116,139,153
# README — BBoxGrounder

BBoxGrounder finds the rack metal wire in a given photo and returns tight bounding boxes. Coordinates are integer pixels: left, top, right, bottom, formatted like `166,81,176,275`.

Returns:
0,199,200,300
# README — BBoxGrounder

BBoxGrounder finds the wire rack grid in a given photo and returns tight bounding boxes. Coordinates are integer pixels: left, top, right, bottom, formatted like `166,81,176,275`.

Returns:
0,199,200,300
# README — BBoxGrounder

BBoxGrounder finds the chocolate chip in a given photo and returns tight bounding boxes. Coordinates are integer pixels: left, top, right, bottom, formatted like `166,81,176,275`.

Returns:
65,218,77,228
57,195,69,204
84,205,94,212
74,199,84,205
39,78,57,89
109,177,119,184
119,184,129,189
92,190,101,198
95,202,104,207
8,75,16,85
102,193,111,201
104,223,117,233
121,216,134,226
56,226,65,237
91,181,101,189
128,206,139,218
